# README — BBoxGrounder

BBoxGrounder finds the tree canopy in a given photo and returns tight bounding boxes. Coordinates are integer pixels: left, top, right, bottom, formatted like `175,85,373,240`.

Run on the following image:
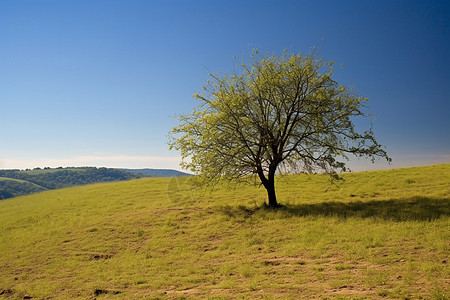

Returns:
169,50,390,207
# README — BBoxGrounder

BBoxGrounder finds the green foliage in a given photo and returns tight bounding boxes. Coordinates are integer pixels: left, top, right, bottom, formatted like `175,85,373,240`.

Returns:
170,49,390,206
0,178,46,200
0,167,143,200
0,164,448,299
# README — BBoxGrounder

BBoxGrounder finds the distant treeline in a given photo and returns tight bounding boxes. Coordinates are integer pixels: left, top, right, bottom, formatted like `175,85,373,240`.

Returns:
0,167,144,200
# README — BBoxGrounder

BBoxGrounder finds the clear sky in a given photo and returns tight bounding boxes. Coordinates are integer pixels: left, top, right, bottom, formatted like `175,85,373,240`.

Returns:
1,0,449,171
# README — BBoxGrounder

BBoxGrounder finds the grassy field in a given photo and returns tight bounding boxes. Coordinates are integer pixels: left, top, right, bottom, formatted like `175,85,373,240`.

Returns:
0,164,448,299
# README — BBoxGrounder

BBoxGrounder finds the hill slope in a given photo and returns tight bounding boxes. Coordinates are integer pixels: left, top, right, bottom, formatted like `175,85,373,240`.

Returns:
0,167,144,200
0,164,448,299
0,177,47,199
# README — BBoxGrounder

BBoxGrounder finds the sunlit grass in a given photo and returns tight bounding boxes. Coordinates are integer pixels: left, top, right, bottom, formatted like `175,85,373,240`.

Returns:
0,164,448,299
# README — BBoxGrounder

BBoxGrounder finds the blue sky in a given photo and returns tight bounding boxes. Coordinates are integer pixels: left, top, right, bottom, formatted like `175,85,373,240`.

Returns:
1,0,449,171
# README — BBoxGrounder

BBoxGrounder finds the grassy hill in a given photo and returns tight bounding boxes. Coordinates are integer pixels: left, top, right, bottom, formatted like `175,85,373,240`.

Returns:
0,177,47,199
0,164,448,299
0,167,145,200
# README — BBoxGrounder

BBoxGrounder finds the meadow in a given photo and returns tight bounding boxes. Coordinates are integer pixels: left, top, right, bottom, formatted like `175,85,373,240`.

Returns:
0,164,448,299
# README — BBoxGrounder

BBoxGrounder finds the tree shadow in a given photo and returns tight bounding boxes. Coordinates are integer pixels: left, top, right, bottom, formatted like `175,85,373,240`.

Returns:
221,197,450,221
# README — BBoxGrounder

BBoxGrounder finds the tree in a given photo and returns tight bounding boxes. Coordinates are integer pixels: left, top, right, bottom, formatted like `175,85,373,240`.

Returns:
169,50,390,207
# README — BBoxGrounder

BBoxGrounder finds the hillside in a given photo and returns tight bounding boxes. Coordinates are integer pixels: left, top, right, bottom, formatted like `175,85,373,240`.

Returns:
0,167,144,200
0,177,47,199
0,164,448,299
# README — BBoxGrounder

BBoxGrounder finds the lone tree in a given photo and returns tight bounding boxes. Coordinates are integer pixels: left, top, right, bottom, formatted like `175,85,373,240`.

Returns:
169,50,390,207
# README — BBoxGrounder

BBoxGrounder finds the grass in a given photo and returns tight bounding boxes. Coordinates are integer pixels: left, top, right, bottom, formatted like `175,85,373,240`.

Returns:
0,164,449,299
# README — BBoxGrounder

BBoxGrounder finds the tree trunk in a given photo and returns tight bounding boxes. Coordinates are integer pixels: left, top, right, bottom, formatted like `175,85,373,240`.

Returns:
257,163,279,208
265,177,278,207
265,181,278,208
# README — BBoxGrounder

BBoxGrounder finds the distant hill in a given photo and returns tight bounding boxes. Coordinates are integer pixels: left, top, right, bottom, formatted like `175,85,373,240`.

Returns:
0,177,47,199
120,168,192,177
0,167,144,200
0,167,192,200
